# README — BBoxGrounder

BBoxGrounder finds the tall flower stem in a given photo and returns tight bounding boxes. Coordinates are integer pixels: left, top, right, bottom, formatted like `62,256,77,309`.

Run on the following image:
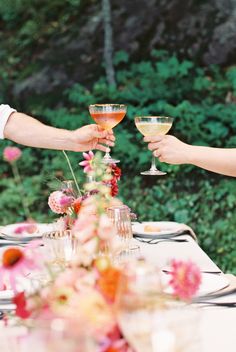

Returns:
11,163,31,219
62,150,82,197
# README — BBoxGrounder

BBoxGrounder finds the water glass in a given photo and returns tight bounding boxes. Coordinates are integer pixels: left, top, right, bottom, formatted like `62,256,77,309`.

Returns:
107,205,138,254
43,230,80,267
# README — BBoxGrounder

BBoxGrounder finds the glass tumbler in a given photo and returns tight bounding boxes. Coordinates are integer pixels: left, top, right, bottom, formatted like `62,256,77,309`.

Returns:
107,205,139,259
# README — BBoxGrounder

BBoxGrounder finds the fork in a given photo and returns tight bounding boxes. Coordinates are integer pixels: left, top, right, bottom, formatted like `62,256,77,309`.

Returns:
193,288,236,303
0,231,40,242
135,238,188,245
195,301,236,308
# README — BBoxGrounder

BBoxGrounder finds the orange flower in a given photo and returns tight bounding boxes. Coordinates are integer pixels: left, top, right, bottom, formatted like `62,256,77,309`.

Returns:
0,243,41,291
73,197,82,214
2,248,24,268
97,267,122,303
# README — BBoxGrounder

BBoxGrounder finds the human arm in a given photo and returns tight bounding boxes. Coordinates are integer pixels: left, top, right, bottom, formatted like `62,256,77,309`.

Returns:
144,135,236,177
3,111,115,152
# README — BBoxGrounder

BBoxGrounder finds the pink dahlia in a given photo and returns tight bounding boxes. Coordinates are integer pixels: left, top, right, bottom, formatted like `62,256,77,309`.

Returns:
79,151,94,173
168,259,201,301
3,146,22,163
48,191,73,214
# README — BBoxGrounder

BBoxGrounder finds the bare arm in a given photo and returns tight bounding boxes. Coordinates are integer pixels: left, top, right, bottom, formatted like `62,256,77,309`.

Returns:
144,135,236,177
4,112,115,152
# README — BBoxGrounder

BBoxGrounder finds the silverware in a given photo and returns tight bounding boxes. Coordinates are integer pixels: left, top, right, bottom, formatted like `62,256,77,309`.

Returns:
0,242,27,247
162,270,222,275
195,301,236,308
193,288,236,303
135,238,188,245
0,231,41,242
133,229,196,241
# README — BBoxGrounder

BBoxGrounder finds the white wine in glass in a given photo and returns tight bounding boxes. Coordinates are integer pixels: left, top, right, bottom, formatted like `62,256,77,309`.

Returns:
135,116,173,175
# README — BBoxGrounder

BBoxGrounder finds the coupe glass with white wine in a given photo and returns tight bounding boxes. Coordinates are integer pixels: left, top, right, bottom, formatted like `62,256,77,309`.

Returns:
135,116,173,175
89,104,127,164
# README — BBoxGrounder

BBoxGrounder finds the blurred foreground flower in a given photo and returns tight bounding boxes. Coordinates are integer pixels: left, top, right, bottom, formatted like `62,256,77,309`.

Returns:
168,259,201,301
3,146,22,163
0,241,42,291
13,292,31,319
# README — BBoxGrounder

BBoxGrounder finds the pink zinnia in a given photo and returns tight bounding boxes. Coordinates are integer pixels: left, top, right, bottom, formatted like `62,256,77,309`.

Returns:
3,146,22,163
0,241,41,291
79,151,94,173
168,259,201,301
48,191,73,214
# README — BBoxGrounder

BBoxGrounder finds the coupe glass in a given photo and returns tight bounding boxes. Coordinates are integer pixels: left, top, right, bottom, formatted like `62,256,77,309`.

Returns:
89,104,127,164
135,116,173,175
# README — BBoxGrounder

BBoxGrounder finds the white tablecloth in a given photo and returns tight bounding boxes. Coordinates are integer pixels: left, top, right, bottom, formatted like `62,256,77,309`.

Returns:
1,230,236,351
135,235,236,352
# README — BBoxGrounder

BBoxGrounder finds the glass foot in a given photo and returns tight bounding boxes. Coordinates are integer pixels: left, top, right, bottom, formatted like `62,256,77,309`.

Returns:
141,169,166,176
103,157,120,164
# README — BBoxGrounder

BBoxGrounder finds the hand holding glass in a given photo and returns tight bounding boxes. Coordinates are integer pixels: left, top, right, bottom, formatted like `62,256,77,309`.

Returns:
89,104,127,164
135,116,173,175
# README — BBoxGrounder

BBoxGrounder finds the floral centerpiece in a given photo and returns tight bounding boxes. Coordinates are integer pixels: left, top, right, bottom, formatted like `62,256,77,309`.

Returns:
0,149,202,352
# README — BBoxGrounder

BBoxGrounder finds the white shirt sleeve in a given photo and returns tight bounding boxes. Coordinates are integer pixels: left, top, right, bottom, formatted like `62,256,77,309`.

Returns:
0,104,16,139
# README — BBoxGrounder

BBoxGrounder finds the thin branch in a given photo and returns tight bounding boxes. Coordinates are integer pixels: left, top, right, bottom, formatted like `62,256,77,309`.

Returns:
102,0,116,87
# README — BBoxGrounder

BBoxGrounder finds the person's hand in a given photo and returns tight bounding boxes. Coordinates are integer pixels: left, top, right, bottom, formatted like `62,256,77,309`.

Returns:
71,124,115,152
144,135,192,165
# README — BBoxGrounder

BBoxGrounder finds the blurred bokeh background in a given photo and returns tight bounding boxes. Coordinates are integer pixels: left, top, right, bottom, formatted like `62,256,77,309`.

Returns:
0,0,236,272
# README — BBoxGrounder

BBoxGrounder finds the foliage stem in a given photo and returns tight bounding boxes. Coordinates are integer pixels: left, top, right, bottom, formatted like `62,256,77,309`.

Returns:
62,150,82,197
11,163,31,219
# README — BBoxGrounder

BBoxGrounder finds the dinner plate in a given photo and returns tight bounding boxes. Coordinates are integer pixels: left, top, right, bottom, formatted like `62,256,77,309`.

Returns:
0,290,14,301
0,223,55,240
162,272,229,296
132,221,185,238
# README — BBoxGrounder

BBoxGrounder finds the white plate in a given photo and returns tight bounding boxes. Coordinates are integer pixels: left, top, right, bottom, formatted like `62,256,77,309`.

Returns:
162,272,229,296
0,290,14,300
132,221,183,237
1,223,55,239
0,290,15,310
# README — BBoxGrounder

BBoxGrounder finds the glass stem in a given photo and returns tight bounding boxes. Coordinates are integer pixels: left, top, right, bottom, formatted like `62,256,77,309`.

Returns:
150,155,158,171
104,147,112,160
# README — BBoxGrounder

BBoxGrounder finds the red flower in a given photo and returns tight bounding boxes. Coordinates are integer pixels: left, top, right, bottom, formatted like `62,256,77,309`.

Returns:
111,165,121,180
110,178,119,197
13,292,31,319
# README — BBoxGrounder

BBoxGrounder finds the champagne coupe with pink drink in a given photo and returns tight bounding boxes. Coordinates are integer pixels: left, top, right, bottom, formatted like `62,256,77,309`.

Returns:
89,104,127,164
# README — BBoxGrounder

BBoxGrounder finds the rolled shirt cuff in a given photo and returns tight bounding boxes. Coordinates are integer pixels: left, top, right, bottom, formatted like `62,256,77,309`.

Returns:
0,104,16,139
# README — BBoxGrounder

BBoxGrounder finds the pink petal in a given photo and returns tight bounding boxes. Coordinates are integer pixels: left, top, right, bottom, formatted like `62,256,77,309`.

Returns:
79,161,89,166
84,165,91,173
82,152,90,160
88,151,94,158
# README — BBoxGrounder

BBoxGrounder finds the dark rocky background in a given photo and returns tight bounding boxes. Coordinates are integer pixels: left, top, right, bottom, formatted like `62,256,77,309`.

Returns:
1,0,236,103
